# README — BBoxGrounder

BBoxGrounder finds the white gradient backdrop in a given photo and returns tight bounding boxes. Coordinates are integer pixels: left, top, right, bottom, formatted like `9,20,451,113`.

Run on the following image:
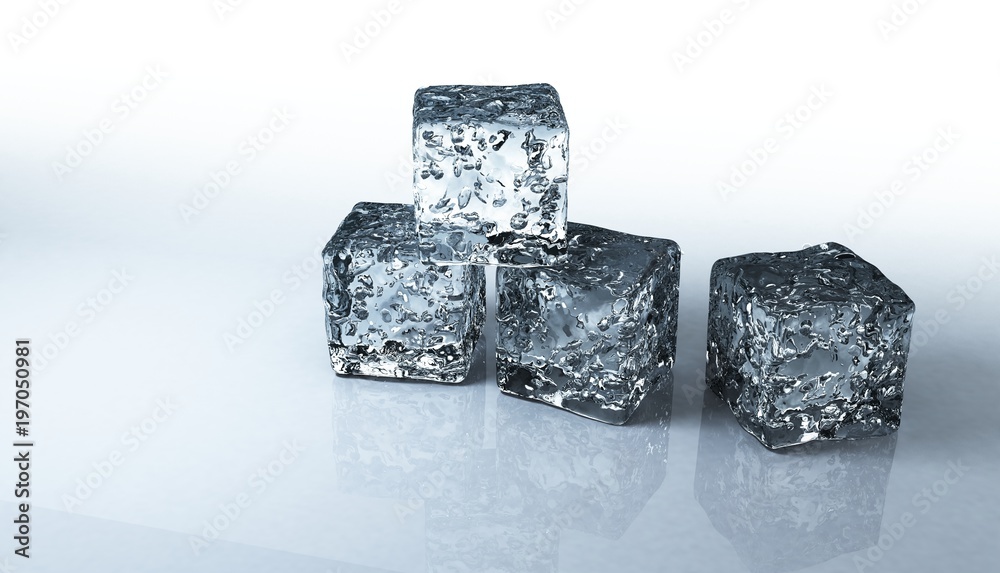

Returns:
1,1,999,571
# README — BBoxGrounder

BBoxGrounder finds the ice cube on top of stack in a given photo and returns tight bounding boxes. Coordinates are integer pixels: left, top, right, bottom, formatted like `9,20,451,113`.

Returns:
413,83,569,267
706,242,915,449
496,222,681,425
322,202,486,384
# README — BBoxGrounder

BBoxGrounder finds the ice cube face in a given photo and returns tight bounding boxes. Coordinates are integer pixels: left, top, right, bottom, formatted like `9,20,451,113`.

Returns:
323,202,486,383
496,223,680,424
413,84,569,266
706,242,915,449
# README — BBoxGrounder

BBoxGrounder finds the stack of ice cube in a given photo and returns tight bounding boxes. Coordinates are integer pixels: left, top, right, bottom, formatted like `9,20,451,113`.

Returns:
323,83,682,425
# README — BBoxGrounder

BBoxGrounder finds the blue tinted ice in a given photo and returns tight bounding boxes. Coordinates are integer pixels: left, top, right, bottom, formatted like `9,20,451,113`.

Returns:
323,202,486,383
706,242,915,449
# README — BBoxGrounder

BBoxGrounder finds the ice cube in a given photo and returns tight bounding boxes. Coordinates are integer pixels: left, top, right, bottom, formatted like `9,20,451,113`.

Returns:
413,84,569,266
496,222,680,424
706,242,915,449
323,202,486,383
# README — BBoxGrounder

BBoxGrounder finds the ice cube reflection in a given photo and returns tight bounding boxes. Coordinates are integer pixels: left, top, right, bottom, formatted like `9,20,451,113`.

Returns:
695,394,897,573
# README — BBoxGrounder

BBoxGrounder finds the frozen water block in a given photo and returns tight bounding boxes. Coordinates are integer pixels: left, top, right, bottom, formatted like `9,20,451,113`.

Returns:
323,202,486,383
496,222,680,424
706,242,915,449
413,83,569,266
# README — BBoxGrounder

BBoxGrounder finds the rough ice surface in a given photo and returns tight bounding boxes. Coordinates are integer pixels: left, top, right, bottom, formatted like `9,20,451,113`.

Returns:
706,242,915,449
413,84,569,266
323,202,485,383
496,222,680,424
695,396,895,573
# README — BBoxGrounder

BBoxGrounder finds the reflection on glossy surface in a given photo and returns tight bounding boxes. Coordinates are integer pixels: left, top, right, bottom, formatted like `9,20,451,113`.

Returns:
426,497,559,573
331,346,487,501
426,377,671,572
496,373,671,539
695,394,897,573
332,350,671,572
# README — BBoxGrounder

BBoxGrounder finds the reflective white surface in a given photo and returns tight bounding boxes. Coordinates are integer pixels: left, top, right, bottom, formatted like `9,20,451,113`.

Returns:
2,1,999,570
0,244,997,572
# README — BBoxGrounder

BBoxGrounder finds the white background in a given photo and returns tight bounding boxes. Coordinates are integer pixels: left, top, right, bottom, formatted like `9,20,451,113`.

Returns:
1,0,998,571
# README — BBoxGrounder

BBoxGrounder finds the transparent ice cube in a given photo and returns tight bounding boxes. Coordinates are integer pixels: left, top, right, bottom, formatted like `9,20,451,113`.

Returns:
706,242,915,449
496,222,680,424
323,202,486,383
413,84,569,266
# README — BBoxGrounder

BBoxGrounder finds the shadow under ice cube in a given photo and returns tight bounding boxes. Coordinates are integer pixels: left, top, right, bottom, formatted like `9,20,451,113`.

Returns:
706,242,915,449
323,202,486,383
496,223,680,424
413,84,569,266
